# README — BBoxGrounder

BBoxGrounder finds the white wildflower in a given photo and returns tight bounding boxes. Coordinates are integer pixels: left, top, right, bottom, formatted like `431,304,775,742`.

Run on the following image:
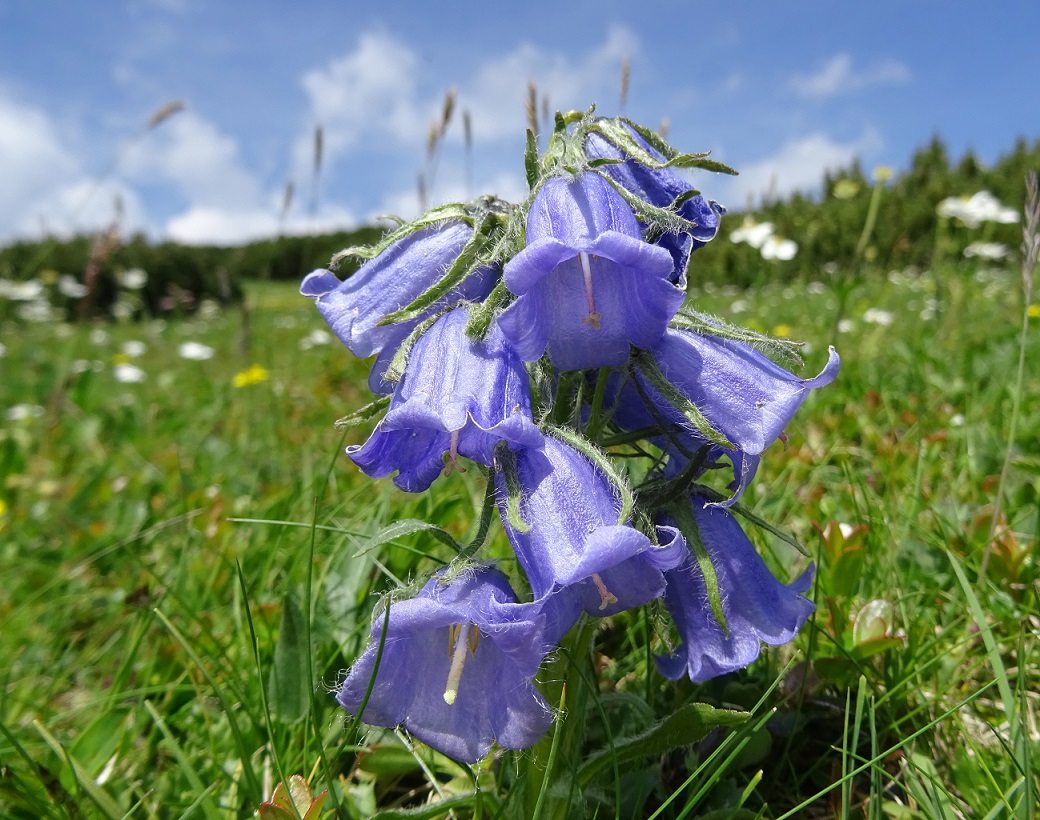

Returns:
761,235,798,261
6,404,45,421
730,218,775,249
299,329,332,350
58,275,89,299
113,363,146,383
863,308,894,326
120,268,148,289
963,241,1009,260
121,340,147,358
178,341,215,360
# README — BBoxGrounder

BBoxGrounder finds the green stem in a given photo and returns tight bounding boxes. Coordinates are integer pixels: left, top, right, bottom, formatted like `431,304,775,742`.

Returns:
523,617,596,820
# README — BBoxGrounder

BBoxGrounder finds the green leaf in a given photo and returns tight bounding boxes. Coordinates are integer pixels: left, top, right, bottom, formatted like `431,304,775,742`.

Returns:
369,793,499,819
356,744,422,777
351,518,462,558
577,702,748,787
267,591,311,723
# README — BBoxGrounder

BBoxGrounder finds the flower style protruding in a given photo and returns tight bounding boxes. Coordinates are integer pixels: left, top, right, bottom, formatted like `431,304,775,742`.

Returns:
338,566,564,763
655,502,815,682
497,173,681,371
349,306,542,492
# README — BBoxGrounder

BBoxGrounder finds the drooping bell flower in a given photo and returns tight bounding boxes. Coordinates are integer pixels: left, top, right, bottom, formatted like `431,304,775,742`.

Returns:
584,128,725,282
338,566,566,763
606,327,839,500
655,502,815,683
349,305,542,492
496,435,685,616
497,172,681,371
300,220,498,393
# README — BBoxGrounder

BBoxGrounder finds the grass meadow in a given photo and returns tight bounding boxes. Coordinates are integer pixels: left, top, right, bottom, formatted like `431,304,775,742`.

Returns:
1,258,1038,818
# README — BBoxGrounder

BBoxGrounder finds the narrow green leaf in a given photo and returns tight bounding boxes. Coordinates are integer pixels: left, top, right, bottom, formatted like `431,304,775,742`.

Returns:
33,720,126,819
267,591,311,723
464,279,509,340
142,701,224,820
577,702,748,787
352,518,462,558
369,793,499,819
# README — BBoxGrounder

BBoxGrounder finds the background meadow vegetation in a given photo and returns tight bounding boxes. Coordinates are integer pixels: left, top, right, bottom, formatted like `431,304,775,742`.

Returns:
1,135,1038,818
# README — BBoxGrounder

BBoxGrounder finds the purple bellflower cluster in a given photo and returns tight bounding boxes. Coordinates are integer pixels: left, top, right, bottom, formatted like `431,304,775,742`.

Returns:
302,110,839,764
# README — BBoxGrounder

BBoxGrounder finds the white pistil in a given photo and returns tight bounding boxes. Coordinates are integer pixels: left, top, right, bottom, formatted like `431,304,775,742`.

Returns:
442,429,466,476
578,251,602,329
590,573,618,611
443,623,473,706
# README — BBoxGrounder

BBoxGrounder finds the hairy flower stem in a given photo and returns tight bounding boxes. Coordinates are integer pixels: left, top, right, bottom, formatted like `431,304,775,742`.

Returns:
524,617,596,820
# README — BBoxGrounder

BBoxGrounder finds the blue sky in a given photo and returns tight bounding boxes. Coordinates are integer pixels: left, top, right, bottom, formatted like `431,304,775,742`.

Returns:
1,1,1037,245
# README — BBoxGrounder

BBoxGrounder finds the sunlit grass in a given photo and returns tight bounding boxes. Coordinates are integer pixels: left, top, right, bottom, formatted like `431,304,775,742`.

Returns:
0,264,1036,817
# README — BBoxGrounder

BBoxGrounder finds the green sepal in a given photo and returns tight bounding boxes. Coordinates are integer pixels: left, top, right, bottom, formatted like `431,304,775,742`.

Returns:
633,349,736,449
576,701,748,788
328,202,474,269
545,425,635,527
494,441,530,533
670,307,804,368
463,279,510,340
382,310,443,384
603,116,739,176
334,395,392,430
458,466,496,559
667,501,728,637
375,219,500,328
591,169,699,236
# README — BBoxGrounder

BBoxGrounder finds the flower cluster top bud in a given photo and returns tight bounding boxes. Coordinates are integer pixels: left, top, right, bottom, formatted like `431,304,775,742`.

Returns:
303,106,839,763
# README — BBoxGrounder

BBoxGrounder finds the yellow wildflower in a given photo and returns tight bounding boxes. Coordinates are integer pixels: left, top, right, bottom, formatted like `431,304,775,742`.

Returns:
233,364,270,388
1028,304,1040,319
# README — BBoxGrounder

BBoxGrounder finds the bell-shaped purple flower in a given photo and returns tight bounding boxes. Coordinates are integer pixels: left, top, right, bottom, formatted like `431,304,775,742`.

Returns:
606,328,839,500
339,566,566,763
301,220,498,393
655,503,815,682
349,306,542,492
497,436,685,616
497,173,681,371
585,128,725,283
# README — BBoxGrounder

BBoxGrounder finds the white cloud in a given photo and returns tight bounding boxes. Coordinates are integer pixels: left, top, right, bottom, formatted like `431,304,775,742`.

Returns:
717,129,883,208
298,30,424,166
789,53,911,99
458,24,639,142
165,203,357,245
0,95,80,235
295,25,639,173
123,110,262,208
